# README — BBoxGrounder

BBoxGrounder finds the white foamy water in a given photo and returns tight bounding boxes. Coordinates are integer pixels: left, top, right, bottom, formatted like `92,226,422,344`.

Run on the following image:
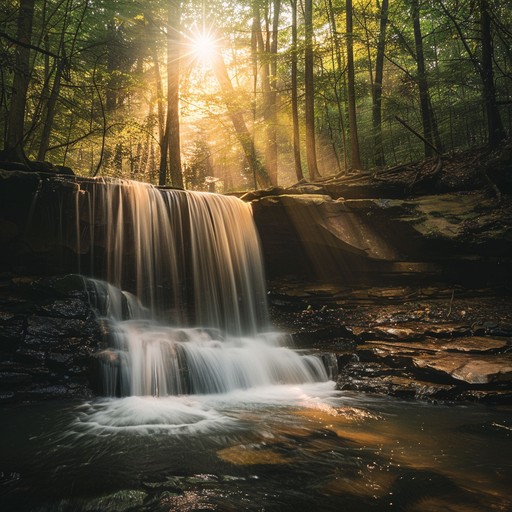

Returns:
82,181,268,334
74,382,337,436
74,396,236,436
24,178,334,419
73,180,332,400
98,321,330,397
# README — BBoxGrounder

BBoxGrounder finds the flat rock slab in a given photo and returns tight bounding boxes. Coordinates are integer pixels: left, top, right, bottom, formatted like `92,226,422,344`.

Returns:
362,345,512,385
412,353,512,385
353,323,474,341
365,336,509,353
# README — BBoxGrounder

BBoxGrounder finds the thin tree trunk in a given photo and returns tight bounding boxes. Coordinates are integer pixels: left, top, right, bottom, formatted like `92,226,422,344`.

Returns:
372,0,388,167
265,0,280,185
411,0,435,158
105,20,118,112
153,48,165,142
166,0,183,188
346,0,362,169
290,0,304,181
480,0,506,147
5,0,35,161
37,60,64,161
212,50,271,188
304,0,320,180
326,0,348,172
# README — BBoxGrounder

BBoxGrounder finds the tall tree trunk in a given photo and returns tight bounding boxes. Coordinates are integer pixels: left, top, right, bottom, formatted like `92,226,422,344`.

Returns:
5,0,35,161
304,0,320,180
346,0,362,169
411,0,435,158
37,0,84,162
480,0,506,147
105,20,118,112
37,60,64,161
212,50,271,188
265,0,280,185
252,1,278,186
153,48,165,142
165,0,183,188
372,0,388,167
326,0,348,172
290,0,304,181
253,0,280,186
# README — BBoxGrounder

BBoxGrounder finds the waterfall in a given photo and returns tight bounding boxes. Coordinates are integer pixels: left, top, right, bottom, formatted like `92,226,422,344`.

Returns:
78,180,269,333
34,178,330,396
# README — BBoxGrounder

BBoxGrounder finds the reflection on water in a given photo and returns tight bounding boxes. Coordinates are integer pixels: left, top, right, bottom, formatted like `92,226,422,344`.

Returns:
0,385,511,512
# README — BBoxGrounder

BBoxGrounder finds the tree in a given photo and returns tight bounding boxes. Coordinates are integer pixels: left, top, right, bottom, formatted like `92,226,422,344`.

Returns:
160,0,184,188
266,0,280,185
211,48,271,188
304,0,320,180
4,0,35,162
290,0,304,181
346,0,362,169
252,0,280,185
480,0,506,147
372,0,388,167
411,0,436,157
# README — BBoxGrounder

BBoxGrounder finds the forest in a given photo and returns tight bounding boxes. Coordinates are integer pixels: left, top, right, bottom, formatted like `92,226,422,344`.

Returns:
0,0,511,192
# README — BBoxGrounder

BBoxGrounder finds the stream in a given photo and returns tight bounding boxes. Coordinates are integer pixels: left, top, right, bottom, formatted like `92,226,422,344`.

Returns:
1,383,510,511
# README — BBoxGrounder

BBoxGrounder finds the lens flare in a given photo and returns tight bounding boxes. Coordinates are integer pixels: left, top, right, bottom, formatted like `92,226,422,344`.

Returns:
189,31,218,64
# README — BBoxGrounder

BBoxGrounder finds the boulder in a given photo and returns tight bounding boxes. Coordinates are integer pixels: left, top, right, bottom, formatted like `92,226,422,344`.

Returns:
252,190,512,286
0,274,105,402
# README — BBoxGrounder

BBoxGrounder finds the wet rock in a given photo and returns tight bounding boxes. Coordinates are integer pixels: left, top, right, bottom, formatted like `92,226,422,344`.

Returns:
25,275,88,299
422,324,473,338
0,273,105,401
0,391,15,402
0,371,32,386
271,285,512,403
36,298,90,319
253,188,512,286
412,353,512,385
26,315,87,339
291,325,354,346
14,348,46,364
455,389,512,403
0,314,24,349
336,343,512,401
46,352,74,368
19,383,93,400
364,336,509,354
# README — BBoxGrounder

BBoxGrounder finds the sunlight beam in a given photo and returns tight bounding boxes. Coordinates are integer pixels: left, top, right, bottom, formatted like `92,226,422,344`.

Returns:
185,28,219,66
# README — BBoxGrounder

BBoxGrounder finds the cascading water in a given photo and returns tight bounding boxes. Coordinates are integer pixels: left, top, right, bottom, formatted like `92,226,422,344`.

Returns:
71,179,330,398
5,177,511,512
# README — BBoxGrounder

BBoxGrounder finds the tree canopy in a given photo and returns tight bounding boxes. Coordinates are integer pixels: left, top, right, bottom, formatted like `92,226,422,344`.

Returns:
1,0,510,190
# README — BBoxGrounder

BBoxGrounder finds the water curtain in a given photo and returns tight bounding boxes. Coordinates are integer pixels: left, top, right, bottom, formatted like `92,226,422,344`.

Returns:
32,178,329,396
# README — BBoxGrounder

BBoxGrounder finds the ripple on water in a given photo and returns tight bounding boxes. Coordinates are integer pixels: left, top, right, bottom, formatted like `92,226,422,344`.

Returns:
72,396,237,436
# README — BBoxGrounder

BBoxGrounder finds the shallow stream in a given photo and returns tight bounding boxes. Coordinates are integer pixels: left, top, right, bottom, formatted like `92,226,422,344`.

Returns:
1,383,510,511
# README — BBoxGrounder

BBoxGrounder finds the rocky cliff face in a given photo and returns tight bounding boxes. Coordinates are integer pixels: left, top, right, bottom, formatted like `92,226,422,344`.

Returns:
250,189,512,286
0,275,105,402
248,147,512,403
1,147,511,403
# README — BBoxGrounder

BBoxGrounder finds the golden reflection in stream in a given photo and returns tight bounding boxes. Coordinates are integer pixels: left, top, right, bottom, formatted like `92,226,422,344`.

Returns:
216,402,510,511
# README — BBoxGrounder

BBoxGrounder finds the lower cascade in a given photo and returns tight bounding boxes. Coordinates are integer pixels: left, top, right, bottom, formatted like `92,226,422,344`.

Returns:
66,179,331,397
99,322,328,397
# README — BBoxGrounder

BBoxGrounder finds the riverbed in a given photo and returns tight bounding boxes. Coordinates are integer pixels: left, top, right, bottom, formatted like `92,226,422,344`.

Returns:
1,383,510,511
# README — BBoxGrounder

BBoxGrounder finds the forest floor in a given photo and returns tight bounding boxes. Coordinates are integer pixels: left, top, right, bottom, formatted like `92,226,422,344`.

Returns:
264,141,512,403
268,282,512,403
268,281,512,332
